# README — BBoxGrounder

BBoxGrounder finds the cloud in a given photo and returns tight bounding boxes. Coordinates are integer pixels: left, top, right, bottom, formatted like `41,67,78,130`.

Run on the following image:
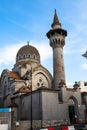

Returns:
33,41,52,61
0,41,52,74
0,43,22,66
81,63,87,70
63,1,87,54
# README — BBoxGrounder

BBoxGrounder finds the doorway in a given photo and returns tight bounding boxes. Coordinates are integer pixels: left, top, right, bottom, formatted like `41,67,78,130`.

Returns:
68,105,75,124
68,97,78,124
84,109,87,123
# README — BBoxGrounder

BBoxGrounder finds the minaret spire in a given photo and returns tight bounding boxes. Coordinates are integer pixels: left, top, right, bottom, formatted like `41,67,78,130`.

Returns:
51,9,61,29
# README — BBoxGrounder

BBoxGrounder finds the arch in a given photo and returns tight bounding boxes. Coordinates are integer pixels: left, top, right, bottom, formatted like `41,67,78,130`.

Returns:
1,72,9,98
61,54,63,59
27,53,31,58
18,55,21,60
23,53,26,59
33,54,36,59
61,38,65,45
68,96,79,124
55,38,57,43
33,70,52,90
37,77,44,87
58,38,60,44
34,72,48,89
37,56,40,61
53,39,55,43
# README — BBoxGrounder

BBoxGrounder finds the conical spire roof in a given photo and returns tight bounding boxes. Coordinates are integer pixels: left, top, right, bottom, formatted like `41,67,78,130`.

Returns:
46,9,67,38
51,9,61,28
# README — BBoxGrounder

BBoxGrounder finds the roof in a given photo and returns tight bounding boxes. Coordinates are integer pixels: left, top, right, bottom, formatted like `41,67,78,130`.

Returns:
1,69,20,80
16,44,40,57
37,86,58,91
9,71,20,79
16,44,40,63
51,9,61,28
46,28,67,38
46,10,67,38
15,86,31,94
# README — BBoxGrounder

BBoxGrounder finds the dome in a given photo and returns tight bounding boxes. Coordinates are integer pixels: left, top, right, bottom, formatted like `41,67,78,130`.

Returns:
16,44,40,63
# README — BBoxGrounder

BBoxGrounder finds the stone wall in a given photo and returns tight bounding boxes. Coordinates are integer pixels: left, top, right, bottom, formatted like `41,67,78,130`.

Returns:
15,119,86,130
15,119,69,130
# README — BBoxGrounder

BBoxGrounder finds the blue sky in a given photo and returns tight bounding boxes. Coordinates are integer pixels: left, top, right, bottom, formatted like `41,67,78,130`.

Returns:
0,0,87,85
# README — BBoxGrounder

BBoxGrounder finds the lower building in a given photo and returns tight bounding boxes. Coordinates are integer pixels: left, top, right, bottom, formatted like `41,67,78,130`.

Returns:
78,81,87,92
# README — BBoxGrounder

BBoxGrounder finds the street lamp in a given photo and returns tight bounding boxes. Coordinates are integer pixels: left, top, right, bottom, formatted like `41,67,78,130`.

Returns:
25,67,33,129
29,67,33,130
25,66,33,129
82,51,87,122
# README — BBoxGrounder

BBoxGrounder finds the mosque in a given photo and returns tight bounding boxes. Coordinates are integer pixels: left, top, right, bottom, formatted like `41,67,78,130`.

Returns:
0,10,87,129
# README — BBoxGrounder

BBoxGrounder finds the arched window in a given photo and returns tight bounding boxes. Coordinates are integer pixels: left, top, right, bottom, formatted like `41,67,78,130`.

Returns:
18,55,21,60
61,39,65,45
55,39,57,43
58,38,60,44
61,54,63,59
37,56,40,61
4,85,7,96
27,54,31,58
23,54,26,59
62,66,64,71
33,54,36,59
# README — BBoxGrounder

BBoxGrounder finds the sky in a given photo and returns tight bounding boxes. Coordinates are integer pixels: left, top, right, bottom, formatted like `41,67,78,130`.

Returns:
0,0,87,86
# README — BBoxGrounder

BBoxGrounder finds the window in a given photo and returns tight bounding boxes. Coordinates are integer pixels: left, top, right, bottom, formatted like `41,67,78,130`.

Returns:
84,82,87,86
37,83,40,87
33,54,36,59
61,39,65,45
62,66,64,71
18,55,21,60
27,54,31,58
81,94,86,104
23,54,26,59
58,38,60,44
39,78,42,82
4,85,7,96
55,39,57,43
37,56,40,61
61,54,63,58
37,77,44,88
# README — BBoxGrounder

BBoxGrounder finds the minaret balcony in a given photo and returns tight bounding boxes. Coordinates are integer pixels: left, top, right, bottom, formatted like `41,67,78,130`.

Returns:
46,28,67,38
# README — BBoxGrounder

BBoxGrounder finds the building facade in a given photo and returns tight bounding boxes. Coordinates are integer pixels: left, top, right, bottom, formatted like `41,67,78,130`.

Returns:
0,10,87,129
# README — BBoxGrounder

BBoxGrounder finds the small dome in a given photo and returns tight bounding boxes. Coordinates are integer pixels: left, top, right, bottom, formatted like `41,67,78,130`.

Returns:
16,44,40,63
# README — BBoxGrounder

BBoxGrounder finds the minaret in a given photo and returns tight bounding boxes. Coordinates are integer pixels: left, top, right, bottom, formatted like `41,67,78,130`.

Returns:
46,10,67,89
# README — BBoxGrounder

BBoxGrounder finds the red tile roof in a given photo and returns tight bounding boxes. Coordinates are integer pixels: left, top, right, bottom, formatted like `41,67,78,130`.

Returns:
9,71,20,79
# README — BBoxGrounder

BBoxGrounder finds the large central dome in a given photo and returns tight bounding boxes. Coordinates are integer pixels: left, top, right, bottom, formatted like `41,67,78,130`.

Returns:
16,44,40,64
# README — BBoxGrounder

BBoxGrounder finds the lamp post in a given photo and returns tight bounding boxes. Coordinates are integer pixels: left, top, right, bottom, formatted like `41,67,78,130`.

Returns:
30,67,32,130
82,51,87,122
